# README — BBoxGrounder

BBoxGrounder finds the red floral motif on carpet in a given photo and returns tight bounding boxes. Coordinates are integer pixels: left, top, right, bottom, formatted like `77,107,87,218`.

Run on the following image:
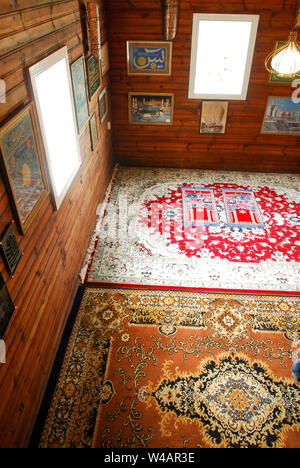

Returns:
139,183,300,263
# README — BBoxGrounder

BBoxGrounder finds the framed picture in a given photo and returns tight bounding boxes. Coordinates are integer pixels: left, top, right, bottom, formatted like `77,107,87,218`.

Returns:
99,87,108,124
86,55,101,99
268,41,300,84
200,101,229,134
101,42,110,77
0,223,22,276
129,93,174,125
0,272,15,339
70,56,90,133
0,103,49,234
89,113,99,151
261,97,300,135
127,41,172,76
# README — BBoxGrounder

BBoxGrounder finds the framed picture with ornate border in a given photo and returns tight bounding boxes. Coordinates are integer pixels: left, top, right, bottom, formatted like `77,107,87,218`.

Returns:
89,113,99,151
268,40,300,84
99,87,108,124
0,222,22,276
0,272,15,339
127,41,172,76
70,56,90,133
86,55,102,99
261,96,300,135
0,103,49,234
129,93,174,125
200,101,229,134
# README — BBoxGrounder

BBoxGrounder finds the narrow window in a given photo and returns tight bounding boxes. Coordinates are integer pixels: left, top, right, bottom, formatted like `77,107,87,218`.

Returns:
189,14,260,100
29,47,81,209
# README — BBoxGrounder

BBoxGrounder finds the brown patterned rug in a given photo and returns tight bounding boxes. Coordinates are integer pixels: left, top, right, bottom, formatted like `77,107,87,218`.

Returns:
38,287,300,448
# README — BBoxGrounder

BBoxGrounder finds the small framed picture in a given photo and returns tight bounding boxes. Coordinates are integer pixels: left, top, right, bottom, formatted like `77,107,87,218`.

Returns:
70,56,90,133
127,41,172,76
89,113,99,151
0,272,15,339
129,93,174,125
261,97,300,135
99,87,108,124
200,101,229,134
0,103,49,234
268,41,300,84
86,55,102,99
0,223,22,276
101,42,110,77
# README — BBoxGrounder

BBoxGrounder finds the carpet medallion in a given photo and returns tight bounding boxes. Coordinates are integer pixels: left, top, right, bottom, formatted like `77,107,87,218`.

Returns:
39,287,300,448
83,167,300,293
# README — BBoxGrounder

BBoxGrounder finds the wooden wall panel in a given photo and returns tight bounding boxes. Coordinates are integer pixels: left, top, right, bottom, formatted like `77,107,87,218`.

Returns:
104,0,300,173
0,0,114,447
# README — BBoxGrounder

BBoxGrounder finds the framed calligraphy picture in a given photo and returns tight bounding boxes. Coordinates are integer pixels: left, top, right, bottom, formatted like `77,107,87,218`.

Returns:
0,103,49,234
0,272,15,339
0,222,22,276
86,55,102,99
127,41,172,76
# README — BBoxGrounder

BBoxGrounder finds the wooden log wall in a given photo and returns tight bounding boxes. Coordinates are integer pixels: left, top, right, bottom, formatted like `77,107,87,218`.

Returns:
0,0,114,447
105,0,300,173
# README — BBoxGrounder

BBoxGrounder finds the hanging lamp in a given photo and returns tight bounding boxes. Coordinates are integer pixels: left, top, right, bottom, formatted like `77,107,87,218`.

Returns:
265,2,300,78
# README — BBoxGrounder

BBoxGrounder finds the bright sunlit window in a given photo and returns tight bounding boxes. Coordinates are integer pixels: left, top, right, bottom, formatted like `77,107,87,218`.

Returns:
29,46,81,209
189,14,260,100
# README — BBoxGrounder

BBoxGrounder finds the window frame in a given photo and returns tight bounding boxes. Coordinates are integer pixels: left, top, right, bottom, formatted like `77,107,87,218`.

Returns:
28,46,82,210
188,14,260,101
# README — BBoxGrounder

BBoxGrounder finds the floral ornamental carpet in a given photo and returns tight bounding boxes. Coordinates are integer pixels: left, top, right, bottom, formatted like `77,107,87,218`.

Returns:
39,287,300,448
83,167,300,293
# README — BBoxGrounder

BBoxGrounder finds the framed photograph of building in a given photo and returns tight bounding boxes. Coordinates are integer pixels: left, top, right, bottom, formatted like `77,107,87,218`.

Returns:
200,101,229,134
70,56,90,133
86,55,102,99
129,93,174,125
261,97,300,135
0,103,49,234
127,41,172,76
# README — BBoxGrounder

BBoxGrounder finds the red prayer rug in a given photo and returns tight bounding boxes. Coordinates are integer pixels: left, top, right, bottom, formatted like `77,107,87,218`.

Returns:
82,167,300,293
222,189,264,229
181,187,219,226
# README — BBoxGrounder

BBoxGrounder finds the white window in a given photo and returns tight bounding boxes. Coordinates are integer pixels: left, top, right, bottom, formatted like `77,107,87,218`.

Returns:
29,46,81,209
188,14,259,100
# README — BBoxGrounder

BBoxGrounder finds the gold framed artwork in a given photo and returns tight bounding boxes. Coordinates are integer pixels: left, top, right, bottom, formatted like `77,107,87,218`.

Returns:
200,101,229,134
86,55,102,99
89,113,99,151
0,103,49,234
129,93,174,125
101,42,110,77
127,41,172,76
99,87,108,124
261,96,300,135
